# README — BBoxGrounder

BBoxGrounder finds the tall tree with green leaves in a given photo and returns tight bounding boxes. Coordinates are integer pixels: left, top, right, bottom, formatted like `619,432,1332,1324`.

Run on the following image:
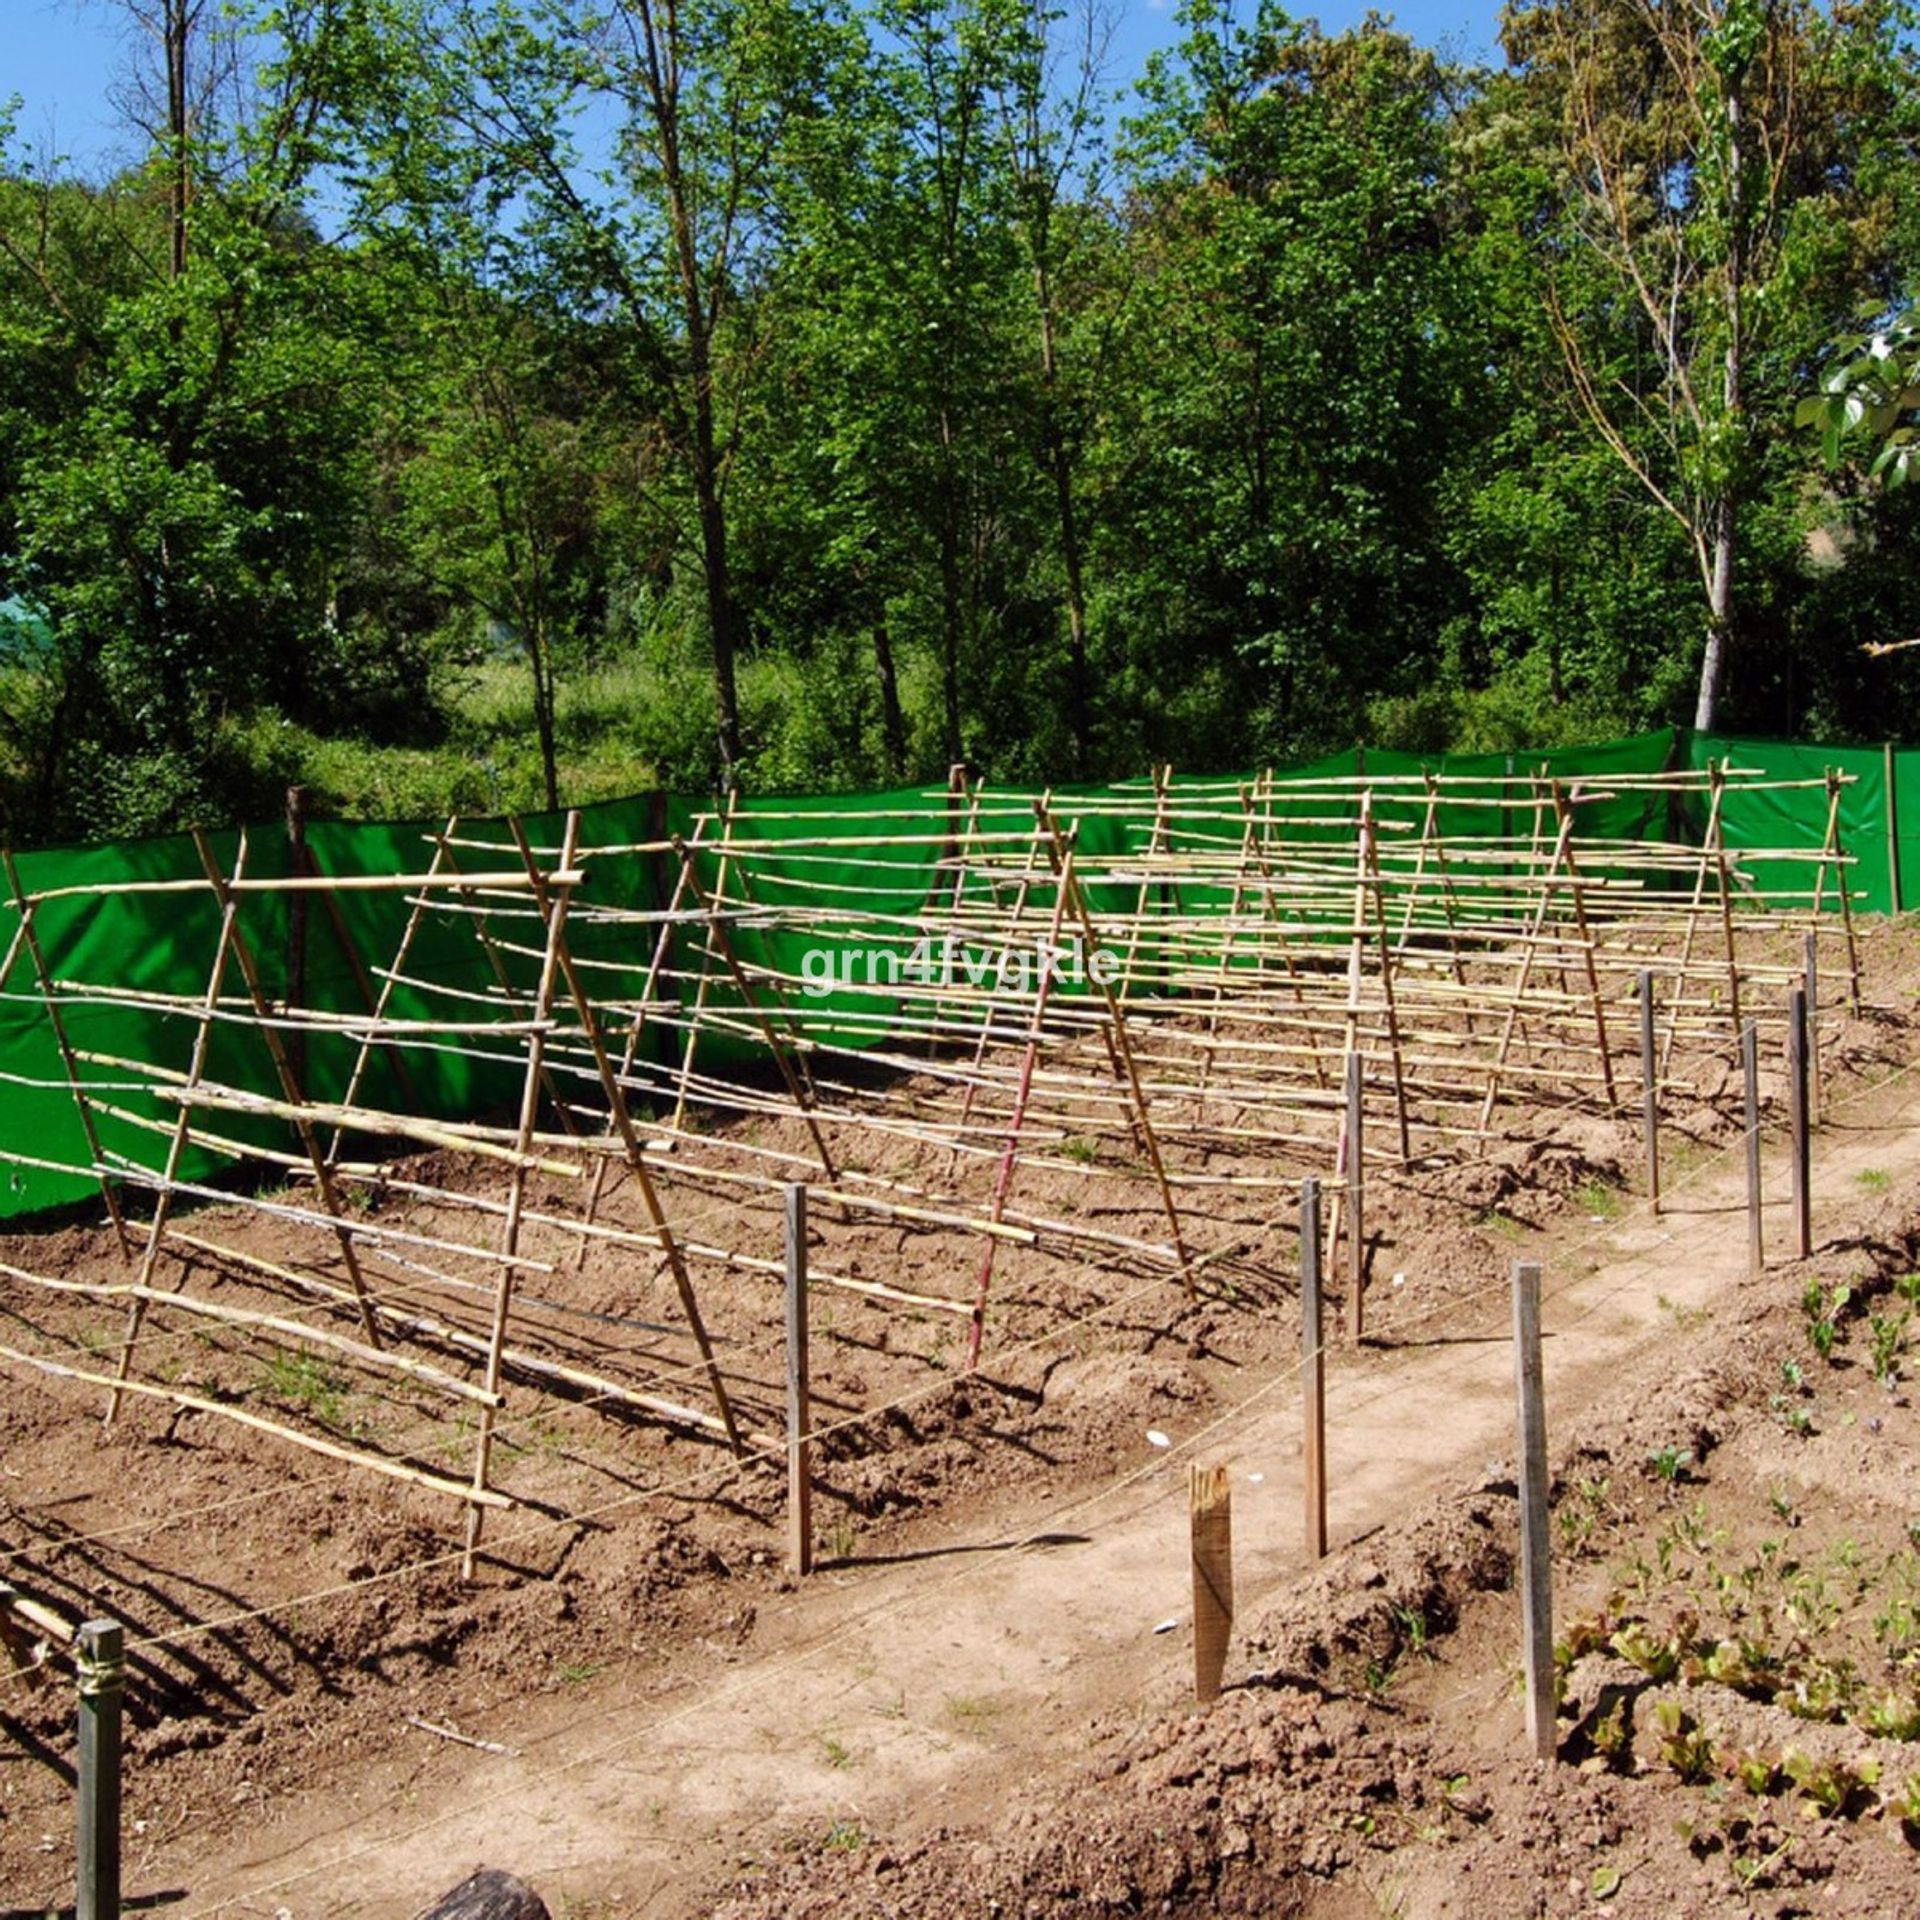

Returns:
992,0,1120,775
1503,0,1920,730
761,0,1035,773
355,0,842,789
0,3,373,839
391,277,604,811
1109,2,1477,763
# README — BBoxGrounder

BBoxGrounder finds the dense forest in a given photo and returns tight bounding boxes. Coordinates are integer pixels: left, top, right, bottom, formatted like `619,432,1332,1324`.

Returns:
1,0,1918,843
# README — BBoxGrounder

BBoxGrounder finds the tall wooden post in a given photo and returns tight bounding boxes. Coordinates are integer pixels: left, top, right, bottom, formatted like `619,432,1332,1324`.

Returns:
1743,1021,1763,1279
1190,1463,1233,1706
785,1182,813,1576
1789,987,1811,1260
1511,1262,1554,1763
1803,932,1821,1128
1345,1050,1366,1339
284,784,310,1095
1301,1177,1327,1561
1638,970,1659,1215
76,1618,123,1920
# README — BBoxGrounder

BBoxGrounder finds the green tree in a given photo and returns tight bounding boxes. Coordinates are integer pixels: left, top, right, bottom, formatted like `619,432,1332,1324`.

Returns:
1107,2,1478,764
993,0,1121,774
0,5,375,838
356,0,842,790
374,251,609,811
758,0,1036,775
1503,0,1920,730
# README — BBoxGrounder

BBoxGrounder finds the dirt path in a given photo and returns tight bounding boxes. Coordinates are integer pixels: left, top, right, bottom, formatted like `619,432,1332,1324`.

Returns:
148,1070,1920,1919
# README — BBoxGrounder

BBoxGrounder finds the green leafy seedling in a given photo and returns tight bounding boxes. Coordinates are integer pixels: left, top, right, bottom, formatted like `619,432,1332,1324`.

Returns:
1783,1747,1879,1819
1655,1699,1717,1784
1613,1616,1690,1685
1869,1310,1910,1389
1863,1690,1920,1741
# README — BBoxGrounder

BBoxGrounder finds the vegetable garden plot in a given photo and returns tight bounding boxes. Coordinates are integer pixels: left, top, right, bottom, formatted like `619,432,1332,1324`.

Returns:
0,761,1866,1571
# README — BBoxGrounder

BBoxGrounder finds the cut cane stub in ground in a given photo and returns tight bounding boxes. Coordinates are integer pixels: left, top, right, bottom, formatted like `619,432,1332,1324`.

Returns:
1146,1430,1172,1449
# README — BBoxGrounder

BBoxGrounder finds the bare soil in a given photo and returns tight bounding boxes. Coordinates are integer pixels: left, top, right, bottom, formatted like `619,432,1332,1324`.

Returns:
2,947,1919,1918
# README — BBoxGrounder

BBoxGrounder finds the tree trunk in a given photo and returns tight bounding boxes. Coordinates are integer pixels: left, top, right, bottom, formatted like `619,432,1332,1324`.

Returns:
1048,430,1091,777
1696,66,1747,737
873,611,907,781
166,0,190,283
692,428,744,791
529,615,560,812
1027,207,1090,775
1695,497,1735,732
651,25,745,791
938,514,964,768
936,405,964,767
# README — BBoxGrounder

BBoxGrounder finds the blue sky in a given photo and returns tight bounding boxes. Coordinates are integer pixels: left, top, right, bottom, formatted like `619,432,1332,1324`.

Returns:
3,0,1504,174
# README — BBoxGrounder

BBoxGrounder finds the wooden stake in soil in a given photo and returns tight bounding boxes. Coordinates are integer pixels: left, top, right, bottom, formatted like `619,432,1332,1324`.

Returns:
786,1181,813,1577
511,820,741,1451
1552,781,1618,1111
966,833,1080,1370
1190,1461,1233,1706
1638,970,1660,1216
1743,1020,1763,1279
107,831,253,1422
0,1583,49,1689
1803,931,1821,1128
75,1618,123,1920
464,815,581,1579
1301,1177,1327,1562
188,830,387,1351
1789,985,1811,1261
1345,1050,1366,1340
1708,763,1745,1043
285,784,309,1094
1510,1259,1554,1763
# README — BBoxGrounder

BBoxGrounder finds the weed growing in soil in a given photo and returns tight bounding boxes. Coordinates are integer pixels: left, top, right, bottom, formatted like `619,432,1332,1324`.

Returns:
1394,1606,1434,1662
1658,1294,1708,1332
1647,1444,1693,1484
260,1350,348,1428
944,1693,1000,1728
1577,1179,1621,1220
1855,1168,1892,1195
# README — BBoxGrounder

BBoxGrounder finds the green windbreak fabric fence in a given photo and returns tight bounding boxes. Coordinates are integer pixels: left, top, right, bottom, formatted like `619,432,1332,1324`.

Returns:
0,727,1908,1226
1688,734,1901,918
